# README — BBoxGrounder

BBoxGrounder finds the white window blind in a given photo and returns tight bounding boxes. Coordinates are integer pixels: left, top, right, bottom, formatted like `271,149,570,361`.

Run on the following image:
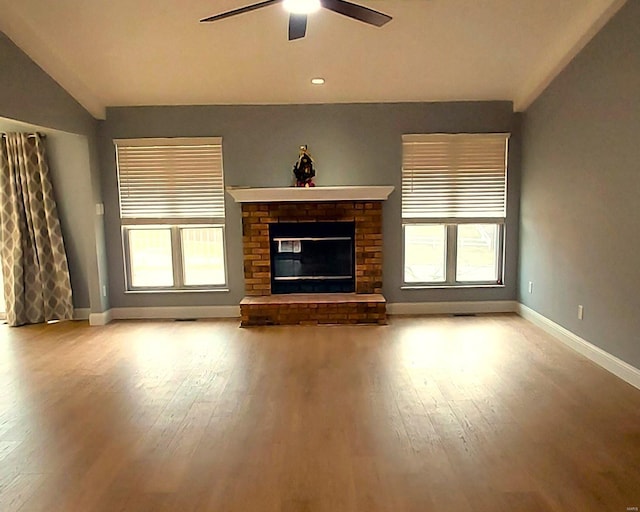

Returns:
115,137,225,220
402,133,509,219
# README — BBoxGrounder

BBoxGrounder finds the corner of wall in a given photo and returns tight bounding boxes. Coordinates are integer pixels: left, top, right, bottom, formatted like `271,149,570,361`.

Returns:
517,303,640,391
89,309,112,326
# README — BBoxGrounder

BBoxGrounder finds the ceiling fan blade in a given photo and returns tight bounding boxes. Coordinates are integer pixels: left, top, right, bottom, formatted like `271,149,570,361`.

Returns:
200,0,281,22
321,0,392,27
288,13,308,40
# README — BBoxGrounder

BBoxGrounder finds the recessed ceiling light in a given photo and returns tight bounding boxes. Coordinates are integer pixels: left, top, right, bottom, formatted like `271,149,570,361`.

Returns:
283,0,321,14
311,77,325,85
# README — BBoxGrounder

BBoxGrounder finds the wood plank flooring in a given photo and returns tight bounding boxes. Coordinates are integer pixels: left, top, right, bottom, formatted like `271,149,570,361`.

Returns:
0,314,639,511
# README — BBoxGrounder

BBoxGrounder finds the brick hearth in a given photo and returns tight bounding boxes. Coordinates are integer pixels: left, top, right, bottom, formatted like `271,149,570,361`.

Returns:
239,200,386,326
240,294,386,326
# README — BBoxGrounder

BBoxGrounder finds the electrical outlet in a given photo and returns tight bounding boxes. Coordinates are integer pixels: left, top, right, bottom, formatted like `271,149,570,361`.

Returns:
578,305,584,320
528,281,533,294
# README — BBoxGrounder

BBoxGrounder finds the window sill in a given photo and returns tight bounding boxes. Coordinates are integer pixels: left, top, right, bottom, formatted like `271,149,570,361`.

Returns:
125,288,230,294
401,284,505,290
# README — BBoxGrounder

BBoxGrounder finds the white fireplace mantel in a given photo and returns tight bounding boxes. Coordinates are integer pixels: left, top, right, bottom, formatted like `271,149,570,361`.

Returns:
226,185,394,203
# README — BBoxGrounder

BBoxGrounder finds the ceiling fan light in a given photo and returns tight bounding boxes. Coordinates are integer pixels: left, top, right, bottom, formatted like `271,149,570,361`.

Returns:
283,0,321,14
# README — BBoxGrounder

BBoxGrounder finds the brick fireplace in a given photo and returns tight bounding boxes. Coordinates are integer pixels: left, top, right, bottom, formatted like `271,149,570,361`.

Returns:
227,186,393,326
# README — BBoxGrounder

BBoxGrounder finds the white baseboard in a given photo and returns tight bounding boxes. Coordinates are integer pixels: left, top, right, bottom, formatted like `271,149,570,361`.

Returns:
73,308,90,321
110,305,240,321
517,303,640,391
387,300,518,316
89,309,113,326
88,306,240,325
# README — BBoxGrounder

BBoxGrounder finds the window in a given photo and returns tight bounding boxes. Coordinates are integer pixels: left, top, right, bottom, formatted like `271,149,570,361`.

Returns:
115,138,227,291
402,133,509,286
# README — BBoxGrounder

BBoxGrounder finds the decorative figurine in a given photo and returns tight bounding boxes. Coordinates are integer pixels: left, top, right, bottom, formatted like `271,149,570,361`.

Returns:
292,145,316,187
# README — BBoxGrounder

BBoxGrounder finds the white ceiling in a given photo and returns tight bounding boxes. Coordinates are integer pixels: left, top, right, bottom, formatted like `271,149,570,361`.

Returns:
0,0,626,119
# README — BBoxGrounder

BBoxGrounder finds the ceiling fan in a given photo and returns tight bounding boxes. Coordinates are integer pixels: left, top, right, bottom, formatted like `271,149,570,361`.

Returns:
200,0,392,41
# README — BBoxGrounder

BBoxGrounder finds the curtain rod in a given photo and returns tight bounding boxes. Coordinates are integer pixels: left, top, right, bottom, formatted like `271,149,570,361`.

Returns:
0,132,47,139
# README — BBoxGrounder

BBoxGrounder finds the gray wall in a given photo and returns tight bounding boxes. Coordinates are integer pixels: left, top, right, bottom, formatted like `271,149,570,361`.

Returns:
0,32,109,313
0,33,96,138
519,0,640,367
99,102,521,308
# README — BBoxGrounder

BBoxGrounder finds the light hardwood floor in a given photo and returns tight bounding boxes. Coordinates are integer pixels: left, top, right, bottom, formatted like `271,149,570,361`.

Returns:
0,315,639,511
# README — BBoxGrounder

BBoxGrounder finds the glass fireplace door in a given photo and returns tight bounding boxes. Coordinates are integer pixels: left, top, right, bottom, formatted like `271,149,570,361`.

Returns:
269,222,355,294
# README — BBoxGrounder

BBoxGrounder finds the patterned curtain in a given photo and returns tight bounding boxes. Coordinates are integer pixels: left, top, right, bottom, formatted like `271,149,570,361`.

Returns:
0,133,74,326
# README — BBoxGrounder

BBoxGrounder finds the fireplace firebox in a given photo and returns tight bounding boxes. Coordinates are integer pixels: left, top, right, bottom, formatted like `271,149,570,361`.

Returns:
269,222,355,294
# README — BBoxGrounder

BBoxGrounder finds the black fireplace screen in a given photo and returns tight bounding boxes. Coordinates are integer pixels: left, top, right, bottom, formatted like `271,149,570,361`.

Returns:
269,222,355,294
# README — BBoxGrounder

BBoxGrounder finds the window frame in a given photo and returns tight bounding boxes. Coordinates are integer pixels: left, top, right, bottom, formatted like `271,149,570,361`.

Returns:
402,220,505,288
178,224,228,289
115,137,228,293
401,133,508,288
122,223,228,292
